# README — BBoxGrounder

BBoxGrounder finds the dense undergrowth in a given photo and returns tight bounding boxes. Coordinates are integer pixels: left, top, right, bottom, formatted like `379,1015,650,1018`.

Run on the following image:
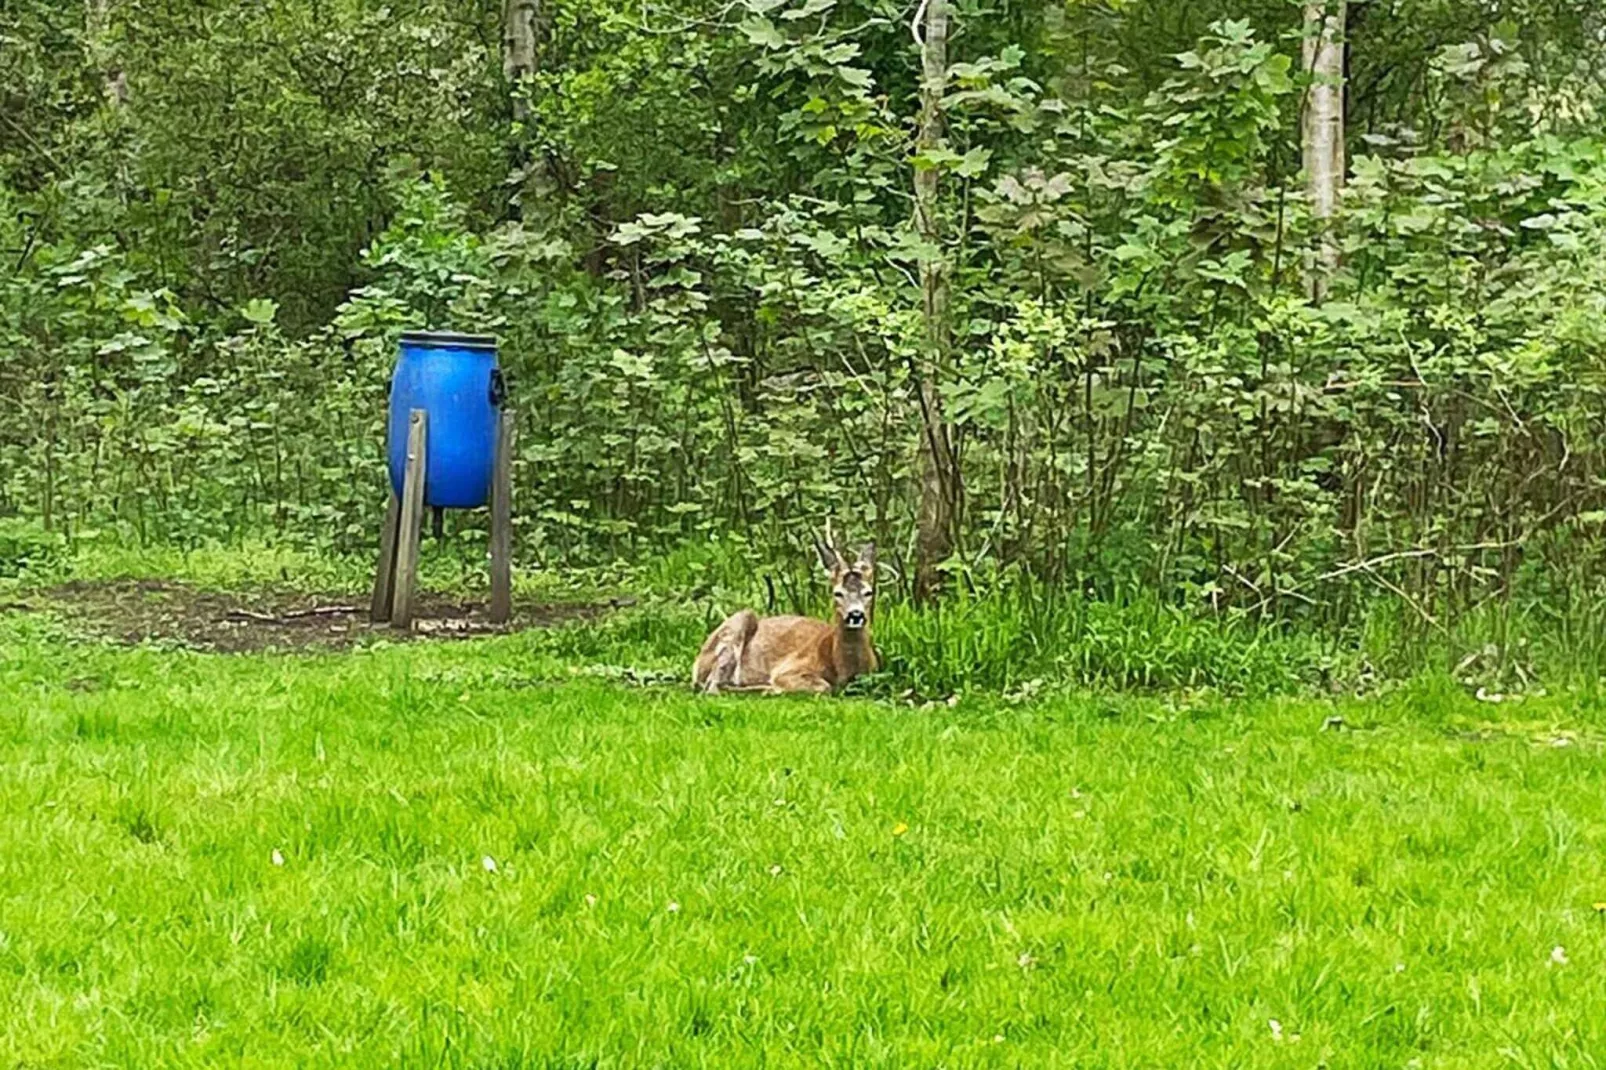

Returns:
9,7,1606,635
552,576,1606,701
9,532,1605,703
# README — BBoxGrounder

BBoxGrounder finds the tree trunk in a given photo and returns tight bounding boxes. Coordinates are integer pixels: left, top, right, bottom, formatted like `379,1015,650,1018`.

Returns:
1303,0,1346,302
912,0,959,603
87,0,128,106
503,0,540,122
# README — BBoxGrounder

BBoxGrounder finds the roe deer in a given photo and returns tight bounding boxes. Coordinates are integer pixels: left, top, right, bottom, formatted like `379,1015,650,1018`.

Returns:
692,538,878,695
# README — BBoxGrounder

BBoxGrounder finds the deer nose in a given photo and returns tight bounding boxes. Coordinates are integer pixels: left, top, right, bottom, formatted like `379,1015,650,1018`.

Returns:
844,609,866,628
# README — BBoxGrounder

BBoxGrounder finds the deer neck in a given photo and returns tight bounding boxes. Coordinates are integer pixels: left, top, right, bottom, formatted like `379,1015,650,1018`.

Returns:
826,617,876,683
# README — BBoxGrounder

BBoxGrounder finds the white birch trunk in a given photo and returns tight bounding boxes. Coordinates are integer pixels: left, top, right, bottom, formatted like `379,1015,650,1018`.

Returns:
1303,0,1346,301
87,0,128,106
913,0,958,602
503,0,540,122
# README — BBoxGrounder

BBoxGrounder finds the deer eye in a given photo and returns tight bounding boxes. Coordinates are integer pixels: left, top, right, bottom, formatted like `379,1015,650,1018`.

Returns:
833,589,846,598
862,588,873,597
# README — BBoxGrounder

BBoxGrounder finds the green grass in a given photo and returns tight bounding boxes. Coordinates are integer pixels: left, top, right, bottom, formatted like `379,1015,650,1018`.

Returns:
4,586,1606,1066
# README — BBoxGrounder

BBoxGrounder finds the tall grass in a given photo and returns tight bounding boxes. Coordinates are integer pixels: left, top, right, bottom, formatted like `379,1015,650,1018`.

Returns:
606,541,1606,698
874,586,1336,697
15,532,1606,699
530,562,1335,698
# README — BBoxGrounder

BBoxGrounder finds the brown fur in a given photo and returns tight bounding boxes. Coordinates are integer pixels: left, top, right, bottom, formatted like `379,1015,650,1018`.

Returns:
692,540,877,695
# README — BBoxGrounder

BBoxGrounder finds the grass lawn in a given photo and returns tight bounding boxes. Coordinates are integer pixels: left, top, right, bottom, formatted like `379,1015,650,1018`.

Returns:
3,585,1606,1066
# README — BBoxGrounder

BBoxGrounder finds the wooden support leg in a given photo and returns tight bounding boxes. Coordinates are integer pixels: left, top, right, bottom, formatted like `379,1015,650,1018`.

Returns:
369,489,402,624
391,409,428,631
489,410,515,625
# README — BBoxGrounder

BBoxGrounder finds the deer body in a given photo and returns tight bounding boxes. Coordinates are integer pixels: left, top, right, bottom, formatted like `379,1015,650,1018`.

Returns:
692,540,877,695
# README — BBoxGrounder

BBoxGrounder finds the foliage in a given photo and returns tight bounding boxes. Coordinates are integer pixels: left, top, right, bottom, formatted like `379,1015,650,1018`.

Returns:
5,0,1606,645
0,518,63,578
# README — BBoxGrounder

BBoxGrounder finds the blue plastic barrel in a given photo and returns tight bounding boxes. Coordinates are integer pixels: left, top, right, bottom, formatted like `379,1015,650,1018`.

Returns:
388,331,504,509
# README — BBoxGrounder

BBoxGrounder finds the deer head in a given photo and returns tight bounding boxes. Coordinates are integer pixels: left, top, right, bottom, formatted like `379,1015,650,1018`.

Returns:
816,536,876,632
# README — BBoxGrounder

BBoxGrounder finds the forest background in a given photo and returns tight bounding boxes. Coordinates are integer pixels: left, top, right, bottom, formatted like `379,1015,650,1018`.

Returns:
6,0,1606,689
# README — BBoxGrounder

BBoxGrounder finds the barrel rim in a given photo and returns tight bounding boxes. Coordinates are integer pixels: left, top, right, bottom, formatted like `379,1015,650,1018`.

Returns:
399,330,499,350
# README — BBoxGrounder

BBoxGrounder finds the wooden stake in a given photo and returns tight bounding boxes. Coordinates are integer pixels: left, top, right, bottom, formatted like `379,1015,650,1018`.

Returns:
369,489,402,623
489,410,515,625
391,409,428,630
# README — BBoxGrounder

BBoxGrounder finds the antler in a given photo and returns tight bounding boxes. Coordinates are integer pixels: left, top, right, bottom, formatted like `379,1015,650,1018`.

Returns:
815,518,844,573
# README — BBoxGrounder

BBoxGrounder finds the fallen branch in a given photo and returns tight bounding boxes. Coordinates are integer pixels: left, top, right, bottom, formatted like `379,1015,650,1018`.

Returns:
221,605,360,625
1243,540,1518,620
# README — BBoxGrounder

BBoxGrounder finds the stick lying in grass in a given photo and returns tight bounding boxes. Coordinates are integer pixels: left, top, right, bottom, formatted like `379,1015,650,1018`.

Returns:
220,606,360,625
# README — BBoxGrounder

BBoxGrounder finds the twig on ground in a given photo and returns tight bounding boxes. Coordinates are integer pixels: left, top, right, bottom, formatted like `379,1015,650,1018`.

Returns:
221,605,360,625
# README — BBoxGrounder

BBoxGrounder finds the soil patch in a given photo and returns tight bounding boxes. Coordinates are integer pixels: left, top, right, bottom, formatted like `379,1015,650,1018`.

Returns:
21,579,616,654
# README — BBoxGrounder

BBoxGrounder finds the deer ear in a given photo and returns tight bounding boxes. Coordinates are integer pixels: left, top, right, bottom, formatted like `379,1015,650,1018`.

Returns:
816,539,841,574
855,542,877,570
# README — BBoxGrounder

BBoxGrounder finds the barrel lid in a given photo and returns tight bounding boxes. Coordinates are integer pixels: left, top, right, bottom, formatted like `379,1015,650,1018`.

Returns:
399,330,498,350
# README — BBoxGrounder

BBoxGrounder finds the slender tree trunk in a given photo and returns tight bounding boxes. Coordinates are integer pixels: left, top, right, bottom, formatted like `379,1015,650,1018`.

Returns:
1303,0,1346,302
86,0,128,106
503,0,540,122
502,0,541,221
912,0,959,603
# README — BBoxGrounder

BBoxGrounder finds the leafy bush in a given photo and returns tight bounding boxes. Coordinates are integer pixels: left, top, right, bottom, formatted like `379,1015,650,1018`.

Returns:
7,5,1606,670
0,519,65,578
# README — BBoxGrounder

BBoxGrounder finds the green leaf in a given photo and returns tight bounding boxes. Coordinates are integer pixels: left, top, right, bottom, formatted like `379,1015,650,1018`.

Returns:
241,299,279,326
781,0,834,20
738,16,786,49
955,146,992,179
911,147,963,172
836,66,872,90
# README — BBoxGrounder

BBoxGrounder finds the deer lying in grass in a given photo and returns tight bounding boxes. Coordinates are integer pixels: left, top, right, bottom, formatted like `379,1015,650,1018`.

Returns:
692,538,877,695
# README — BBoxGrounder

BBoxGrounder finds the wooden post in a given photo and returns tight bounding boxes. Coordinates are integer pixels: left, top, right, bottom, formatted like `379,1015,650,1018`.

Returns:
489,410,515,625
369,489,402,623
391,409,428,630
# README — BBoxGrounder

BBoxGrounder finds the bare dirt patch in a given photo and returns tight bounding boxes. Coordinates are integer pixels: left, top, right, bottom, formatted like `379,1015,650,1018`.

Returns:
21,579,616,654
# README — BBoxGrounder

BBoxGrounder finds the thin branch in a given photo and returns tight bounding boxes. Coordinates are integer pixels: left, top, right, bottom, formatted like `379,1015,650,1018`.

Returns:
910,0,929,47
626,0,743,34
221,605,361,625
